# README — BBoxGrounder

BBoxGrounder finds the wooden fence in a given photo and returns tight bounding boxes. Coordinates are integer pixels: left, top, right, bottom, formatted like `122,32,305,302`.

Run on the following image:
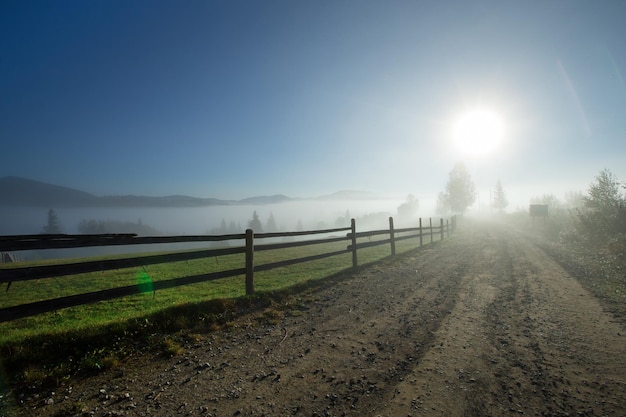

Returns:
0,216,456,322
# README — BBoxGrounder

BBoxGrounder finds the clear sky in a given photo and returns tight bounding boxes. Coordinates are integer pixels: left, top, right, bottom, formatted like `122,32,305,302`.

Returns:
1,0,625,208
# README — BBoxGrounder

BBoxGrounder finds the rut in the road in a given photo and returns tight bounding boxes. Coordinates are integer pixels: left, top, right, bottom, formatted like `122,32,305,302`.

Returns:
379,224,511,416
184,243,472,417
478,228,626,417
379,223,626,417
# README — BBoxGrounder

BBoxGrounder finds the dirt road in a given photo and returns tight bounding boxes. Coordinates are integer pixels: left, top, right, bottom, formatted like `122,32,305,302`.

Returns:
11,220,626,416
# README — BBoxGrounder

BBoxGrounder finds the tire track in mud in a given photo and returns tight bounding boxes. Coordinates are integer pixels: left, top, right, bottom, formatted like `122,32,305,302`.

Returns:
479,229,626,417
378,223,626,417
377,224,509,416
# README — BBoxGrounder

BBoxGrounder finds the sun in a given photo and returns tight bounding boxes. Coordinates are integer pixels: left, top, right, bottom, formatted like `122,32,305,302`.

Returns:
452,109,504,157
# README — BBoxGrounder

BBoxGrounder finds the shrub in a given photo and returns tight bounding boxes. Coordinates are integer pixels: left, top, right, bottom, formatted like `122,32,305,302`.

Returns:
576,169,626,242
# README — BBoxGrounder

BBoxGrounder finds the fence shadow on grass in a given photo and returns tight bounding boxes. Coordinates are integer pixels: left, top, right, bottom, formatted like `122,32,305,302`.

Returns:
0,216,457,322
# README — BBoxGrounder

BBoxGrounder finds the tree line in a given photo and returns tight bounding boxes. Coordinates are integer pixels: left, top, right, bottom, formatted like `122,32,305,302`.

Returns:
39,164,623,245
435,162,508,215
533,169,626,244
433,162,625,245
40,212,164,236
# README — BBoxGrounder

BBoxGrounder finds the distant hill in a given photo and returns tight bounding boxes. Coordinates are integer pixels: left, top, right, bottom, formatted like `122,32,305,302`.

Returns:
316,190,383,200
98,195,231,207
238,194,294,205
0,176,378,208
0,176,99,207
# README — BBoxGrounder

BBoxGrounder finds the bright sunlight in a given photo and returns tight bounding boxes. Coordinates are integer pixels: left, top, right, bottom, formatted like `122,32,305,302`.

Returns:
452,109,504,157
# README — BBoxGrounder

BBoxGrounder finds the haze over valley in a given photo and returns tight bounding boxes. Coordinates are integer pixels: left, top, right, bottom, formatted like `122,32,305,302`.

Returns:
1,1,624,243
0,176,410,237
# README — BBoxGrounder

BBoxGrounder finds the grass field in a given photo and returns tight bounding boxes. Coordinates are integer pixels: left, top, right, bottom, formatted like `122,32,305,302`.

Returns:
0,231,438,346
0,231,443,388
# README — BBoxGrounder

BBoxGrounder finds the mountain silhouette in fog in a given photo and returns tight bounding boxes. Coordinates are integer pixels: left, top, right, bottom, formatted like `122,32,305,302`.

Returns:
317,190,382,200
0,176,377,208
0,176,99,207
0,176,242,207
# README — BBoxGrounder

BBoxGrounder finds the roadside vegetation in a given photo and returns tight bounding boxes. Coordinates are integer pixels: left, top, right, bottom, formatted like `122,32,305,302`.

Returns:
510,169,626,316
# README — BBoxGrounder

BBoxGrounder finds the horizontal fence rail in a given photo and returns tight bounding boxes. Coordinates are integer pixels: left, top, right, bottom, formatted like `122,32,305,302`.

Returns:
0,216,456,322
0,233,248,251
0,247,247,284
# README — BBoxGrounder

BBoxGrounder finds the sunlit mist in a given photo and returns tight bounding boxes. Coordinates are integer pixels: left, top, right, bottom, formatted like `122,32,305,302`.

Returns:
452,109,504,157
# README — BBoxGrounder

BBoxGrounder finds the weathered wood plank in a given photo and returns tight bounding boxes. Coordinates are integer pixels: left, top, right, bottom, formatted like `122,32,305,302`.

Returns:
0,234,246,251
254,248,350,272
254,235,348,252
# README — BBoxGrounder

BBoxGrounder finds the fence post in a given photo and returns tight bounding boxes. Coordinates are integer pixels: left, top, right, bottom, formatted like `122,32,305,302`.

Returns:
245,229,254,295
429,218,433,243
446,219,450,238
351,218,357,269
389,217,396,256
419,217,423,247
440,218,444,241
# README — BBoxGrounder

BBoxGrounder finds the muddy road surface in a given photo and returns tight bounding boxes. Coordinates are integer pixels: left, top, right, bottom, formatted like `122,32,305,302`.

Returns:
10,221,626,416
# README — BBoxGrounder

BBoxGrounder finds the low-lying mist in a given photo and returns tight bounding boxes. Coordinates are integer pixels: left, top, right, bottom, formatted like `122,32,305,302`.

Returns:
1,198,430,235
1,198,444,261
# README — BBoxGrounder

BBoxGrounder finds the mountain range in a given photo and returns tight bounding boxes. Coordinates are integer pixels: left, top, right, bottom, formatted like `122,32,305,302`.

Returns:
0,176,382,208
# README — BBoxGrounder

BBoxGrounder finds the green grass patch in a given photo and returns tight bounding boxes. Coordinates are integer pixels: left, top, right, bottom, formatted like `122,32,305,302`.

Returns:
0,231,444,392
1,232,439,345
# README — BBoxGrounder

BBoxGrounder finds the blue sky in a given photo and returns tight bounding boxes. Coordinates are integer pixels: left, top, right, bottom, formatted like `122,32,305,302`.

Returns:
1,0,625,207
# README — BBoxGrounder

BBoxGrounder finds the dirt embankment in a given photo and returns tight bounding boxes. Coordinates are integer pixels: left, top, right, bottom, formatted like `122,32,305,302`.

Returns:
6,220,626,416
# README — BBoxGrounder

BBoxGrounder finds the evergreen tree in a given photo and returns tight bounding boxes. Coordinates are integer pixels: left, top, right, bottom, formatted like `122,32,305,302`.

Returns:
578,169,626,238
492,179,509,212
248,210,263,232
42,208,62,234
211,219,229,234
78,219,105,234
219,219,228,234
441,163,476,214
265,212,277,232
77,218,160,235
228,221,239,234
